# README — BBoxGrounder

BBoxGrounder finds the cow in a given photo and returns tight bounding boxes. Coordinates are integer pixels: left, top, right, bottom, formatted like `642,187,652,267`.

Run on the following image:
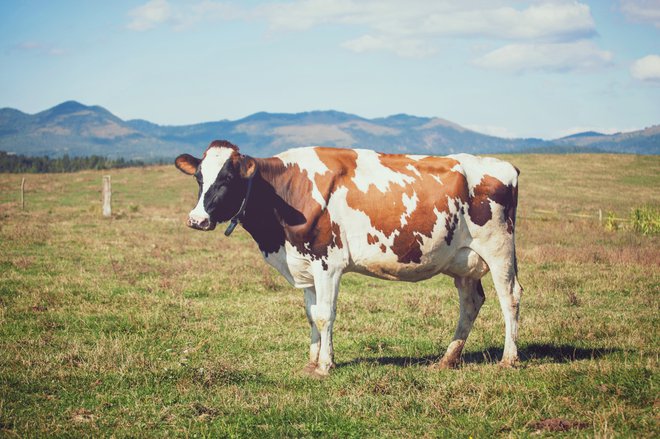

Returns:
175,140,523,377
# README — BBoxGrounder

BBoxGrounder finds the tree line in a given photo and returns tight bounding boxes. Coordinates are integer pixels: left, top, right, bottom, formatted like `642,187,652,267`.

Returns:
0,151,159,173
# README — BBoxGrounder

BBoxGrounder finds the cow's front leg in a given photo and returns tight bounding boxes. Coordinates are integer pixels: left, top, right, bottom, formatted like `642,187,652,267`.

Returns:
302,287,321,374
308,264,342,377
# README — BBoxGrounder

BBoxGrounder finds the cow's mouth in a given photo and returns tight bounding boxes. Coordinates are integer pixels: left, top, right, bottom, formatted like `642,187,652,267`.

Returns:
187,217,217,231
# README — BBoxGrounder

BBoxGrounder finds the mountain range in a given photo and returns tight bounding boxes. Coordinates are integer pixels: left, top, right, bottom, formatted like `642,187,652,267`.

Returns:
0,101,658,160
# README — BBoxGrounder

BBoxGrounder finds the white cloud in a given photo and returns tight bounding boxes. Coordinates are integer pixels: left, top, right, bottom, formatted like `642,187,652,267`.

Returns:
125,0,609,73
341,34,436,58
620,0,660,28
630,54,660,83
173,1,243,30
473,40,613,73
14,41,67,56
257,0,605,67
127,0,172,31
127,0,242,31
258,0,596,57
260,0,595,41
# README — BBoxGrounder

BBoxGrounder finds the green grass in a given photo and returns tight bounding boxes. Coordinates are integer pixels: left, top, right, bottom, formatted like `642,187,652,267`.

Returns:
1,154,659,437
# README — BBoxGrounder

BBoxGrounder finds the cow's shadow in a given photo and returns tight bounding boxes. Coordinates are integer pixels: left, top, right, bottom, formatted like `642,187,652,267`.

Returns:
338,343,623,369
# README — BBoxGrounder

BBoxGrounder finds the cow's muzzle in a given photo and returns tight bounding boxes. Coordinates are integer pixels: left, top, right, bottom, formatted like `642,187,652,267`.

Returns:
187,215,216,231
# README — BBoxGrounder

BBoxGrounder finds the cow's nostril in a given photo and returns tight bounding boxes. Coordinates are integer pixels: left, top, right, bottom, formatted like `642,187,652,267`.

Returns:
187,216,212,230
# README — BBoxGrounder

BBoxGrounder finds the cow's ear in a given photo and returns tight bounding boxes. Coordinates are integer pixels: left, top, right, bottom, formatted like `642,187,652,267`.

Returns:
175,154,200,175
238,155,257,179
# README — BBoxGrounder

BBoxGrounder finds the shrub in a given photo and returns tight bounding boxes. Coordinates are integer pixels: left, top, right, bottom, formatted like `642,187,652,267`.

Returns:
603,211,619,232
630,205,659,236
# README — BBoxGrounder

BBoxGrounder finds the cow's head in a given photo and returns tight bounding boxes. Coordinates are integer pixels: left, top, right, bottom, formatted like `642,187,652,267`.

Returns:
175,140,256,231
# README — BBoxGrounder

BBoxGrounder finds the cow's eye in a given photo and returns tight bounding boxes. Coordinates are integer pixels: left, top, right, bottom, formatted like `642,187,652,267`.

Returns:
217,173,233,184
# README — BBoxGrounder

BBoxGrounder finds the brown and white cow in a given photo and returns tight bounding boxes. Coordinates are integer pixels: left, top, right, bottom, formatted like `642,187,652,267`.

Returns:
175,140,523,377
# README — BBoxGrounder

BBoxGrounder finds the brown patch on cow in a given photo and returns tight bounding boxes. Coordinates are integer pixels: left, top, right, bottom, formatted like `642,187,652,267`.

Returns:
530,418,588,432
247,157,343,267
314,148,468,264
468,174,517,233
331,221,343,249
444,199,462,246
311,210,341,260
379,244,387,253
367,233,379,245
207,139,239,152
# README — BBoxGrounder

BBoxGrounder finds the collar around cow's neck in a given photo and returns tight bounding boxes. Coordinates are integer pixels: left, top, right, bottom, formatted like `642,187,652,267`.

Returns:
224,172,255,237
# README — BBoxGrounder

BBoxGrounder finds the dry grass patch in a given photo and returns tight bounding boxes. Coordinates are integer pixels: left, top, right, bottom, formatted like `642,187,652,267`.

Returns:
1,154,658,437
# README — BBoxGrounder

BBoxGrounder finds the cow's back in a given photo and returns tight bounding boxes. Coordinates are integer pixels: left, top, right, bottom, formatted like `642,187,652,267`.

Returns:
268,147,518,283
305,148,474,280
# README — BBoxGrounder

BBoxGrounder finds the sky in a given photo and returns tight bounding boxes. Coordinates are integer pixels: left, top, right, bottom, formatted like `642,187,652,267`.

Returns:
1,0,659,139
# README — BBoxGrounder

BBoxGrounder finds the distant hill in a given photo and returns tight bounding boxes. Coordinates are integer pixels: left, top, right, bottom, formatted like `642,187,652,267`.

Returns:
553,126,660,153
0,101,658,159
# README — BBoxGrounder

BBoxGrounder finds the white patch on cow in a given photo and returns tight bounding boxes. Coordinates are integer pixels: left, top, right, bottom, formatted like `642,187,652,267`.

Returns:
449,153,517,196
352,149,416,193
400,191,418,227
326,186,418,279
262,231,348,291
189,147,234,219
405,164,421,177
276,147,329,208
430,174,443,185
263,246,296,286
408,155,428,161
263,243,315,288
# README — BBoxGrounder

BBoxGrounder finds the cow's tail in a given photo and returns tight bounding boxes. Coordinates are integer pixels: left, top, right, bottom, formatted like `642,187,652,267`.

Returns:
510,166,520,274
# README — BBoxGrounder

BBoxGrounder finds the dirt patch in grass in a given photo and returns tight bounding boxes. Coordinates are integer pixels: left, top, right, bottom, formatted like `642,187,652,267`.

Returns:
530,418,589,432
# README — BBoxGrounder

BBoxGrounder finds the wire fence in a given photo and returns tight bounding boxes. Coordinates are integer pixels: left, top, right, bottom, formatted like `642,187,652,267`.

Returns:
520,209,630,223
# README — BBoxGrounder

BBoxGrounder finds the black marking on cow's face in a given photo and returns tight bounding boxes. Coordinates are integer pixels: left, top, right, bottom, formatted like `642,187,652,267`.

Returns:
197,156,247,225
194,169,203,200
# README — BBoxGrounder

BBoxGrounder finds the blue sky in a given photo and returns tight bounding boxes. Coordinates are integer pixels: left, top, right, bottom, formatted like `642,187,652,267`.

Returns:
1,0,659,139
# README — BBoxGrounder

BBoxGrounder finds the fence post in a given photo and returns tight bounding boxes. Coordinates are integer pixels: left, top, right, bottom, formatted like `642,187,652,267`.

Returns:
102,175,112,218
20,177,25,210
598,209,603,224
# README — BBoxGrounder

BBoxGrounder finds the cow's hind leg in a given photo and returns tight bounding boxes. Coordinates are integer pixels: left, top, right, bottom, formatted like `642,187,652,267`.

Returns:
489,261,523,367
302,287,321,374
435,277,485,369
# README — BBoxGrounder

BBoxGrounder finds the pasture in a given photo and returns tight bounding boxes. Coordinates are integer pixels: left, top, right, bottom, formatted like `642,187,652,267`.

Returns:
0,153,658,437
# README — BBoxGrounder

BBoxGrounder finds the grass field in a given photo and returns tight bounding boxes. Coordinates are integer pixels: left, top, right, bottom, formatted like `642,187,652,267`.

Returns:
1,154,658,437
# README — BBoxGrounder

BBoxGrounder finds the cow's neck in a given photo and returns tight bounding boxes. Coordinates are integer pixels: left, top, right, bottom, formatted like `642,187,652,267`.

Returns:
239,157,296,255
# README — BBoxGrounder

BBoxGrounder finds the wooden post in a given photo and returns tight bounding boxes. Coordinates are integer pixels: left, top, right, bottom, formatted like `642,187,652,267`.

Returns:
598,209,603,224
102,175,112,218
20,177,25,210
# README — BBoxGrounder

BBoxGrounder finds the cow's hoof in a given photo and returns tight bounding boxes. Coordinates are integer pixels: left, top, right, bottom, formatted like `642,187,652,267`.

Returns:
311,367,330,379
430,358,460,370
300,362,331,379
301,362,318,375
499,357,520,368
302,362,334,379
